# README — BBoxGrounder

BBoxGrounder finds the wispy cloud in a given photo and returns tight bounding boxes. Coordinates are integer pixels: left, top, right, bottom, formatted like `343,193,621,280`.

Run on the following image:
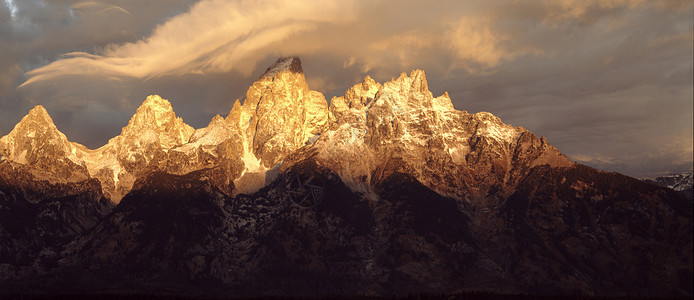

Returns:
4,0,692,176
20,0,357,87
70,1,130,16
3,0,17,18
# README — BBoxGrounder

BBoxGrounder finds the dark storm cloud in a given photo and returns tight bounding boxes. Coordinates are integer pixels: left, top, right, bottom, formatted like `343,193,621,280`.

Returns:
1,0,692,178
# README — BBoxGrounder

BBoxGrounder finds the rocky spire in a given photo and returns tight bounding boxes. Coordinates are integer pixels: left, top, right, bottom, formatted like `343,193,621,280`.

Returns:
24,105,55,126
1,105,68,160
81,95,195,202
260,57,303,79
119,95,194,149
290,69,573,200
233,56,328,170
0,57,572,204
0,105,88,181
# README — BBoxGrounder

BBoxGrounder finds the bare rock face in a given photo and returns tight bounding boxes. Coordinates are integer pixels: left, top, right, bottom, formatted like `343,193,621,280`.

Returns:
286,70,573,202
233,57,328,169
0,57,691,297
146,57,329,197
118,95,194,150
0,111,113,281
163,110,246,196
0,61,574,205
78,95,195,202
0,106,89,184
4,60,565,204
0,58,329,203
217,57,328,194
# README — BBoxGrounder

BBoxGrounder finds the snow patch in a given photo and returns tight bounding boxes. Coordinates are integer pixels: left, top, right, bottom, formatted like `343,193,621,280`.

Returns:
113,166,120,186
15,150,27,164
307,134,320,145
241,150,263,173
479,118,519,143
233,171,266,196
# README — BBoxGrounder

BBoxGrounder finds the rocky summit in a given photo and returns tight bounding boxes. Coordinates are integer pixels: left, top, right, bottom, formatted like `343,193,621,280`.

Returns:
0,57,691,298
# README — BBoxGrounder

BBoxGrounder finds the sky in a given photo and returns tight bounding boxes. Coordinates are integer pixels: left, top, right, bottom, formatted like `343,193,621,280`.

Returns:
1,0,692,178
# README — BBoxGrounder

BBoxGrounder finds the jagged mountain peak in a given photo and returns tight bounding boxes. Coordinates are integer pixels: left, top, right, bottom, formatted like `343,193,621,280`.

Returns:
140,94,173,111
209,114,224,125
1,105,64,148
328,76,381,124
433,91,454,111
236,57,328,170
185,113,233,147
74,95,196,202
357,76,381,96
353,75,382,99
332,70,436,117
25,104,53,123
118,95,194,149
225,99,243,123
392,69,429,94
377,69,434,108
129,95,176,128
261,56,303,79
7,105,60,134
1,57,563,202
0,105,88,181
1,57,691,298
296,67,573,200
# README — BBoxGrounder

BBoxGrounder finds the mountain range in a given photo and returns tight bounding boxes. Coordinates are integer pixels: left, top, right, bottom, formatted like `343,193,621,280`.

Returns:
0,57,691,298
642,173,693,201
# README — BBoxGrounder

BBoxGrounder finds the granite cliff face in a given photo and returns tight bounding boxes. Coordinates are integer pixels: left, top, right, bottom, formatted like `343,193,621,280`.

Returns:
0,57,327,203
0,57,691,297
237,57,328,169
79,95,195,201
285,70,572,202
0,106,89,184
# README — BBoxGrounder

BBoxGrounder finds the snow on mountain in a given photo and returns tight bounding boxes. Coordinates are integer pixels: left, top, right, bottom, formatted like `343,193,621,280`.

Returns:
221,57,328,195
0,57,570,203
670,173,693,192
286,70,573,201
118,95,194,149
183,114,231,150
645,172,693,192
642,172,693,200
74,95,196,201
1,57,691,298
0,105,89,183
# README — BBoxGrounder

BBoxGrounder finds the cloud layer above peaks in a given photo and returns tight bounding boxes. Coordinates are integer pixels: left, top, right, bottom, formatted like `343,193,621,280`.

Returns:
20,0,357,85
2,0,693,178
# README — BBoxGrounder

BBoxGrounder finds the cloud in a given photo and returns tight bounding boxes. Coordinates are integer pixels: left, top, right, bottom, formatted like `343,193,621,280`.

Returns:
20,0,358,87
16,0,694,85
4,0,17,18
542,0,645,23
4,0,693,177
70,1,130,15
446,16,543,73
1,0,199,146
20,0,544,89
